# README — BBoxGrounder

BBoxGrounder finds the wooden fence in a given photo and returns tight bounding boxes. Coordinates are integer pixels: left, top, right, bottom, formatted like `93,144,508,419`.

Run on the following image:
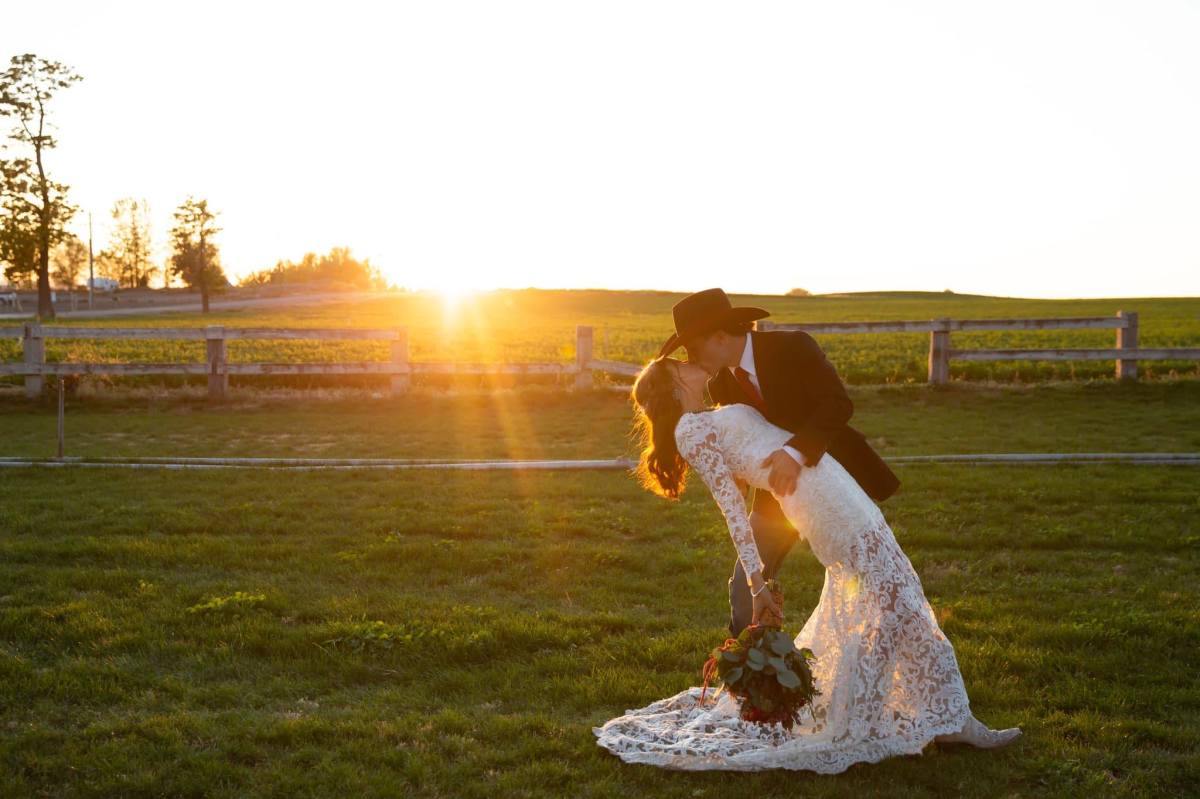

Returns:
759,311,1200,384
2,311,1199,399
0,324,606,399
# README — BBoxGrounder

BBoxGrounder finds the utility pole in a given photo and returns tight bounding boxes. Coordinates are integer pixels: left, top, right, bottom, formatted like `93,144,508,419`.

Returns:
87,212,94,309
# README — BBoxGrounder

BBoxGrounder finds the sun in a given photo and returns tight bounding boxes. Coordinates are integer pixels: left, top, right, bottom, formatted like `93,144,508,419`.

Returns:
437,284,475,303
421,281,479,321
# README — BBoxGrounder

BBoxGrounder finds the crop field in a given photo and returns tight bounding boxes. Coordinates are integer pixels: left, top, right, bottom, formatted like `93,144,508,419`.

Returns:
2,290,1199,388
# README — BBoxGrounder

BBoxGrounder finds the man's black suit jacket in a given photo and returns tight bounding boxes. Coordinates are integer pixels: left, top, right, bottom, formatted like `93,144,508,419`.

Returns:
707,330,900,521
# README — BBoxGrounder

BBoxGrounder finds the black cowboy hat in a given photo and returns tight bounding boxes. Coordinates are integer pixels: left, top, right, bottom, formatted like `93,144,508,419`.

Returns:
657,288,770,359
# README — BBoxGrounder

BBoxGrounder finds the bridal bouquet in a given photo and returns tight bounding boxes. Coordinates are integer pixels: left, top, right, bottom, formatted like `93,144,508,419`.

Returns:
700,578,819,730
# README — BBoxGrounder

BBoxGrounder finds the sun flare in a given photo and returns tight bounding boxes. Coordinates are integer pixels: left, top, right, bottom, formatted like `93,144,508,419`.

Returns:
437,285,476,303
424,283,479,321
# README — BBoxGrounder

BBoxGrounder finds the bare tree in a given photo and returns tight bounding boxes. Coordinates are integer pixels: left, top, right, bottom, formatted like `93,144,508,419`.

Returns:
93,247,122,283
0,54,83,319
168,196,227,313
51,232,86,288
106,197,154,288
159,255,175,288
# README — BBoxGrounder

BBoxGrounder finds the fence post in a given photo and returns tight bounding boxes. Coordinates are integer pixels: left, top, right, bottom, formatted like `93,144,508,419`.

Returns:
575,325,594,389
57,376,65,458
391,327,410,395
205,325,227,401
928,319,950,384
1115,310,1138,380
22,322,44,399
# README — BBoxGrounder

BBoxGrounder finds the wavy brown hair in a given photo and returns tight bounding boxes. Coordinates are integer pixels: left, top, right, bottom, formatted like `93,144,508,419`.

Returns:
630,356,689,499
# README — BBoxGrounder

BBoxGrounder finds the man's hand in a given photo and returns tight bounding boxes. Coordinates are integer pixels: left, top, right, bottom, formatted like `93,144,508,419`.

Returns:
761,449,801,496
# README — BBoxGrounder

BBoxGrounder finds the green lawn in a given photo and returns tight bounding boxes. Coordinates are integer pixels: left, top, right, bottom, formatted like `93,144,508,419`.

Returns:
3,380,1199,461
3,289,1199,385
1,384,1198,797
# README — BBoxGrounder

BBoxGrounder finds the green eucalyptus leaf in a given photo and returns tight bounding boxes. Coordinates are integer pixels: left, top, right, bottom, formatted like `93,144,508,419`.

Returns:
776,668,801,689
768,633,794,656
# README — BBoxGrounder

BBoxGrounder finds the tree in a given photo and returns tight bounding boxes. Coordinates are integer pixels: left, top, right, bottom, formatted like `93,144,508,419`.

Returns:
238,245,389,290
105,197,154,288
51,232,86,288
159,255,176,288
93,247,122,283
239,269,270,287
0,54,83,319
0,158,39,287
168,196,227,312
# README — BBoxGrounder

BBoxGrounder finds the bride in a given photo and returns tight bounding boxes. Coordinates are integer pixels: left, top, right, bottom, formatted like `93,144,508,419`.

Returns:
592,355,1021,773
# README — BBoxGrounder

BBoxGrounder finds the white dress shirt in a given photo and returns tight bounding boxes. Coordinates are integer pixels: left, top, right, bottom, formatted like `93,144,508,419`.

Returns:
730,332,805,466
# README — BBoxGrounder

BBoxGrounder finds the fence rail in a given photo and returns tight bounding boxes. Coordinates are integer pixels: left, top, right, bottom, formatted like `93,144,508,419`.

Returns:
3,452,1198,471
2,324,604,399
3,310,1200,399
760,316,1131,334
760,310,1199,383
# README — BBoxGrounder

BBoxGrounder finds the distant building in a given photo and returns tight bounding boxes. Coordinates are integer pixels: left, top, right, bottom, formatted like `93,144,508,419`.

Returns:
88,277,120,291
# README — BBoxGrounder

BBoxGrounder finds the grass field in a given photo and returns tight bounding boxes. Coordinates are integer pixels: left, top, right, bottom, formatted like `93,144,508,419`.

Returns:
1,382,1198,797
3,380,1200,461
3,289,1199,387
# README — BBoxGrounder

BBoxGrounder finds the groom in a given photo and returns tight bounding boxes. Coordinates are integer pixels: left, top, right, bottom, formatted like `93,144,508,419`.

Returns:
658,288,901,637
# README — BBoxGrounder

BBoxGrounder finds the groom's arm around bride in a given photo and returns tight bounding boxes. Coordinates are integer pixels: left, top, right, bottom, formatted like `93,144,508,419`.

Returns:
655,287,899,635
707,327,901,516
708,325,901,636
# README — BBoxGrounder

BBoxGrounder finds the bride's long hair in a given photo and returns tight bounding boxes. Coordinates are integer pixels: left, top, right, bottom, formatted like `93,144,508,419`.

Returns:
630,357,689,499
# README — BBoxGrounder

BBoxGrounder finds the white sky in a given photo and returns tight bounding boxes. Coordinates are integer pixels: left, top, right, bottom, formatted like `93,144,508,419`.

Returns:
3,1,1199,297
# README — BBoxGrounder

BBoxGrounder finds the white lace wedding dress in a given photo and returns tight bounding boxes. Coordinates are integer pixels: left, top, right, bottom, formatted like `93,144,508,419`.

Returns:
593,403,1014,772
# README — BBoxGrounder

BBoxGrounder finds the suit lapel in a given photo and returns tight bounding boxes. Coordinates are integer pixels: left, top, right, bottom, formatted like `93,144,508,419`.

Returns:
749,330,781,407
710,332,788,407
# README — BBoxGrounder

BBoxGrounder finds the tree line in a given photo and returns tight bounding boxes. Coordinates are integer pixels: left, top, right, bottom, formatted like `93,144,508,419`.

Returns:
0,53,385,319
239,247,388,292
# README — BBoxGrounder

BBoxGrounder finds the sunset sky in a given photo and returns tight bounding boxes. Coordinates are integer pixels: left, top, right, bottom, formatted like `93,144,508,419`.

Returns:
2,1,1199,297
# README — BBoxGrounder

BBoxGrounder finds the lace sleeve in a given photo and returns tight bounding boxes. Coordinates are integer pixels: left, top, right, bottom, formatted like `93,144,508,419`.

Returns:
676,413,766,580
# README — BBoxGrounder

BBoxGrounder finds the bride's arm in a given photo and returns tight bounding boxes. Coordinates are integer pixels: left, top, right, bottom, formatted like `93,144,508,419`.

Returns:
678,414,766,587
